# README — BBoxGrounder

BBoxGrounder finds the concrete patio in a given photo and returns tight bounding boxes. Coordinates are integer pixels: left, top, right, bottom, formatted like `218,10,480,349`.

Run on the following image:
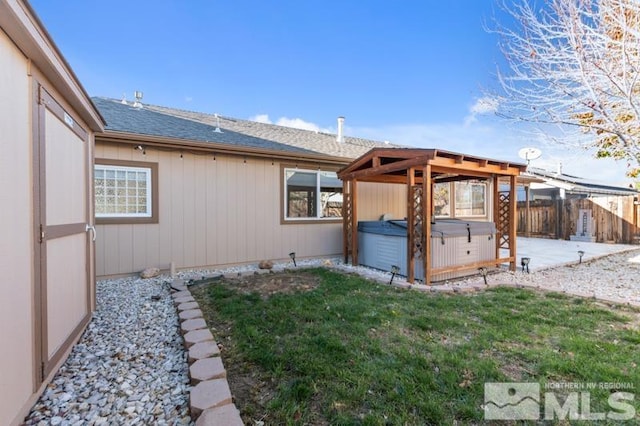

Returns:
505,237,640,272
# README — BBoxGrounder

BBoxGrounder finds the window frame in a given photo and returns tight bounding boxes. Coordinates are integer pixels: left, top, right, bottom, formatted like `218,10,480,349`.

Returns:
453,181,487,218
94,159,159,224
281,165,343,224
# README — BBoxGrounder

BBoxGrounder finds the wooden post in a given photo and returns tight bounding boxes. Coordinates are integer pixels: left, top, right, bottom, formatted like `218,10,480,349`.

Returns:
424,165,432,285
525,184,531,237
509,175,517,271
407,168,415,283
342,180,349,263
493,175,500,259
351,180,358,265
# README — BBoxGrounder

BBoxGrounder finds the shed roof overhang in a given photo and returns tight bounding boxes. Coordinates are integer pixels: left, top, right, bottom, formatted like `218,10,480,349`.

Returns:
0,0,105,131
337,148,527,183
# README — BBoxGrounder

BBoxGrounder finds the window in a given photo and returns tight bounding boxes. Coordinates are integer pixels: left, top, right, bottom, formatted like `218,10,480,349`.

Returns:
284,167,342,221
454,181,486,217
433,182,451,217
95,159,158,224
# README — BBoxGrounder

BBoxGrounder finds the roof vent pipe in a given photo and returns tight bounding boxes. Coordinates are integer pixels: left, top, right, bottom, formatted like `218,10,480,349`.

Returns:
336,116,345,143
133,91,143,109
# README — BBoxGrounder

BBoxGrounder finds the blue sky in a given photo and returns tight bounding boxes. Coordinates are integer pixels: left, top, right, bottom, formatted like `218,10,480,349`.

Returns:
30,0,633,184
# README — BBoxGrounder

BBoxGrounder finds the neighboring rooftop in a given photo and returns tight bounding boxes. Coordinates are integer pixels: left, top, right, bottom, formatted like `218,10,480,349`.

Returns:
92,97,397,160
524,167,639,197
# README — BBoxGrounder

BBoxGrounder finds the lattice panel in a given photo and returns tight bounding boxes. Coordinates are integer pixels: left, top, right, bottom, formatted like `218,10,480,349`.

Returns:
411,185,425,259
343,192,352,260
498,192,510,249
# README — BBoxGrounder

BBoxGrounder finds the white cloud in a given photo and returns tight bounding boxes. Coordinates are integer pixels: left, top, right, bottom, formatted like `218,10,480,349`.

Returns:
185,96,193,103
275,117,321,132
249,114,332,133
464,96,499,127
249,113,272,124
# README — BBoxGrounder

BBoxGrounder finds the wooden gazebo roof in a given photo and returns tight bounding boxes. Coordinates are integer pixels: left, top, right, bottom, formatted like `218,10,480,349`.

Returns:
338,148,526,183
337,148,527,284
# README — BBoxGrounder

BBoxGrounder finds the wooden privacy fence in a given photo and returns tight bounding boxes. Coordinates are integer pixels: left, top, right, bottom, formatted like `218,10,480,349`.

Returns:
517,196,640,244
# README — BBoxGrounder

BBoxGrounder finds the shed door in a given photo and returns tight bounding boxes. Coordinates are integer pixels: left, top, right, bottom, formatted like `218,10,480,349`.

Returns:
34,86,93,382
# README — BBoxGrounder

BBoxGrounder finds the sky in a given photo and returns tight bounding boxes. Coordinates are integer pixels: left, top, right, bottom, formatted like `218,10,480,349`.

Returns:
29,0,635,185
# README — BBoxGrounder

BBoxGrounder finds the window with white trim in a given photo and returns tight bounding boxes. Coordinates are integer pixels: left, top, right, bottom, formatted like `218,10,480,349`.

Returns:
454,181,486,217
284,168,342,220
95,164,152,218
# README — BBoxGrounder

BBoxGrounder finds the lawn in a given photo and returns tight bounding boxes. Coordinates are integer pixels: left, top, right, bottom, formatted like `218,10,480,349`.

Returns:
190,268,639,425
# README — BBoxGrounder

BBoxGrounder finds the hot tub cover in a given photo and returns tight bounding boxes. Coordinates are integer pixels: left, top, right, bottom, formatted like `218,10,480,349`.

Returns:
358,219,496,238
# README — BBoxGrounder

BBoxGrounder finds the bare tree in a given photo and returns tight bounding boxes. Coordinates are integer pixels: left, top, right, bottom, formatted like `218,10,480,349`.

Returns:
492,0,640,177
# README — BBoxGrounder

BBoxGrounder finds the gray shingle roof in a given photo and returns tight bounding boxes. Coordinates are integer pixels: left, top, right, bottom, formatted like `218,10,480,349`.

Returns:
525,167,639,196
93,97,316,155
93,97,397,160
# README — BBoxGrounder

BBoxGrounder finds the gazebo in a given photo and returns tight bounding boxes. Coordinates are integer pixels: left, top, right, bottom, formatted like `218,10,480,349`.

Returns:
337,148,527,284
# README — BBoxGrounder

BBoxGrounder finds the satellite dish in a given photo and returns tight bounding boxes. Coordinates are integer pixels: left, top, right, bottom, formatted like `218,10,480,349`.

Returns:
518,147,542,164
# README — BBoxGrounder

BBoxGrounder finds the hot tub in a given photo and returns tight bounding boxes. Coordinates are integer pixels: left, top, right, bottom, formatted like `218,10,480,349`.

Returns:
357,219,496,282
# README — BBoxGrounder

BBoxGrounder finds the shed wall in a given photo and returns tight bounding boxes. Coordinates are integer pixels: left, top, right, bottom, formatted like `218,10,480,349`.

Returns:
95,143,406,276
0,29,36,426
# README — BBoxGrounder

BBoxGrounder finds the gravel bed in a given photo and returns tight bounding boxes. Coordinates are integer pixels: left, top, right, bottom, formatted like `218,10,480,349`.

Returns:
25,276,192,426
467,248,640,303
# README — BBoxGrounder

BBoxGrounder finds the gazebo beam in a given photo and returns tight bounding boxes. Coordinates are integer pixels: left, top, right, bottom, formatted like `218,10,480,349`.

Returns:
340,155,433,181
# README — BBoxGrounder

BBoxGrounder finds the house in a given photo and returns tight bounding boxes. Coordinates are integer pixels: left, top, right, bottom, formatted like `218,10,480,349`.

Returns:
517,167,640,242
521,166,639,200
0,1,104,424
93,96,527,282
92,97,408,277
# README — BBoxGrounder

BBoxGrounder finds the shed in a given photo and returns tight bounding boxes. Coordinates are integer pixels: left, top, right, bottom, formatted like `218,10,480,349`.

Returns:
337,148,527,284
0,1,104,424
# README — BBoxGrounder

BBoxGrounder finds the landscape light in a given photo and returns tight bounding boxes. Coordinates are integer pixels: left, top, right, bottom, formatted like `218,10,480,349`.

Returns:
521,257,530,274
478,267,488,285
389,265,400,285
289,252,296,267
578,250,585,264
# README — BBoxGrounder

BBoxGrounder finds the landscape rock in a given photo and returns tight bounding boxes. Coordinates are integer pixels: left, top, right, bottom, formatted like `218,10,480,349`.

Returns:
258,260,273,270
23,274,190,425
139,267,160,279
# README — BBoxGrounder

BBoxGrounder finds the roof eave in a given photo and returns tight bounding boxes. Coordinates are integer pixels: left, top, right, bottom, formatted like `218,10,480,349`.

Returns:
96,130,356,165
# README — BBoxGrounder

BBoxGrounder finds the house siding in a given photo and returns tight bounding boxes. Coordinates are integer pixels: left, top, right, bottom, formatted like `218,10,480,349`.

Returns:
95,142,406,276
0,28,36,426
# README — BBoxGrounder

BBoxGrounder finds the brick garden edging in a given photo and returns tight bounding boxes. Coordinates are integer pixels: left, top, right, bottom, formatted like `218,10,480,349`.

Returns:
170,279,243,426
